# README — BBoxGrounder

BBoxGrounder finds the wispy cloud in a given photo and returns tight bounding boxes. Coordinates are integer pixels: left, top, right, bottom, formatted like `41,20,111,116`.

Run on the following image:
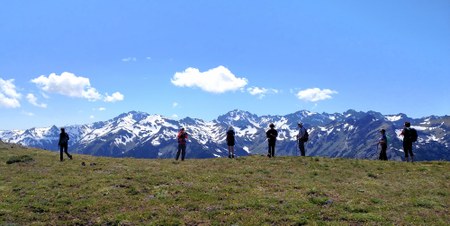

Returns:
122,57,137,62
296,88,338,102
172,102,179,108
247,86,279,99
21,111,34,117
93,107,106,111
171,66,248,93
26,93,47,108
31,72,124,103
0,78,21,108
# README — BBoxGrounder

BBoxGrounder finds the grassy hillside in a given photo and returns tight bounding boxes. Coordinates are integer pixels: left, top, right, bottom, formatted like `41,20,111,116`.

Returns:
1,143,449,225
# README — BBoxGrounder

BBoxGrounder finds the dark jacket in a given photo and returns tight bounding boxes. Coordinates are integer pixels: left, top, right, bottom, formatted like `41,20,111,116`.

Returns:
401,128,412,144
266,128,278,144
58,132,69,146
226,130,235,146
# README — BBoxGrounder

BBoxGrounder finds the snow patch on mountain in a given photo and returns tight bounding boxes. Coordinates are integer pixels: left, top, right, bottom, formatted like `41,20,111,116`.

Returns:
386,115,403,122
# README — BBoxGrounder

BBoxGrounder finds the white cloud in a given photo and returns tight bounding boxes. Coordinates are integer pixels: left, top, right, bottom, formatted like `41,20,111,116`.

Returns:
296,88,338,102
172,102,179,108
146,57,152,60
89,115,95,119
26,93,47,108
104,92,124,102
171,114,179,119
247,86,279,99
122,57,137,62
31,72,102,101
0,78,21,108
31,72,123,103
98,107,106,111
171,66,248,93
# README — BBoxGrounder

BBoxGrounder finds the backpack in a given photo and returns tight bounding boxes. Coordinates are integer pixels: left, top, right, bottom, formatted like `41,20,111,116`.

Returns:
178,132,187,143
301,130,309,142
59,133,69,145
409,128,418,142
226,130,234,142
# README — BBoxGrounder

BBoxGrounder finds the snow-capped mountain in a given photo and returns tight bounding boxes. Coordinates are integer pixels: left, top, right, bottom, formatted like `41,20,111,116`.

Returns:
1,110,449,161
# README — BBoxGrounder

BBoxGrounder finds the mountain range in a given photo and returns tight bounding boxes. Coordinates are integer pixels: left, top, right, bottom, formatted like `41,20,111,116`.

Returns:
1,109,449,161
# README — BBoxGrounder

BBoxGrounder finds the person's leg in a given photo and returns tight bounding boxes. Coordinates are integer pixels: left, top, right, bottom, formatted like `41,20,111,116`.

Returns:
409,142,414,162
299,141,305,156
269,142,275,157
231,146,235,158
409,149,414,162
60,146,64,161
267,143,272,157
228,146,232,158
405,143,413,162
403,143,409,162
382,145,387,160
64,145,72,159
175,144,181,160
270,143,275,157
181,145,186,161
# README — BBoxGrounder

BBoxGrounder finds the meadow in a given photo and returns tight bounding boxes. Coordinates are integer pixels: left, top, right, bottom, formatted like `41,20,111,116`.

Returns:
1,143,449,225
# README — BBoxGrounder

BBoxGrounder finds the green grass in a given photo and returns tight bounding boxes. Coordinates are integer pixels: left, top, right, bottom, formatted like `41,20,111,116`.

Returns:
1,147,449,225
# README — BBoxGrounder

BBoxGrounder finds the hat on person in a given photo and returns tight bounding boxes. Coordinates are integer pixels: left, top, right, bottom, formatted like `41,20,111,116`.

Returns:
297,122,303,126
269,123,275,128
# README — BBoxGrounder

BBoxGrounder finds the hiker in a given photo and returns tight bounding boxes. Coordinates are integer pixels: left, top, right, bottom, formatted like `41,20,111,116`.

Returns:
266,123,278,157
58,128,72,161
296,122,308,156
399,121,416,162
226,126,236,158
378,129,388,160
175,128,188,161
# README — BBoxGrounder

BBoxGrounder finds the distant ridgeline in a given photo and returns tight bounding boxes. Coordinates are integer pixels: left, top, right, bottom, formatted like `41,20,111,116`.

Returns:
1,110,449,161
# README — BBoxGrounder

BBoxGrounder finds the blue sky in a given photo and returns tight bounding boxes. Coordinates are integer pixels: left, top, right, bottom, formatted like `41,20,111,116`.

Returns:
1,0,449,130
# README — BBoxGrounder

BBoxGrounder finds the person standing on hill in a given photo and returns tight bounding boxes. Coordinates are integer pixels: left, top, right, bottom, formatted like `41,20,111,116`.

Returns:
266,123,278,158
400,121,417,162
226,126,236,158
176,128,188,161
296,122,308,156
378,129,388,160
58,128,72,161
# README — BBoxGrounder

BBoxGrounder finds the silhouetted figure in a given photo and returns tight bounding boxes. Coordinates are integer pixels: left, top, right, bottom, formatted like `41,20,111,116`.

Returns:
176,128,188,161
266,123,278,157
226,126,236,158
296,122,308,156
400,122,416,162
378,129,388,160
58,128,72,161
